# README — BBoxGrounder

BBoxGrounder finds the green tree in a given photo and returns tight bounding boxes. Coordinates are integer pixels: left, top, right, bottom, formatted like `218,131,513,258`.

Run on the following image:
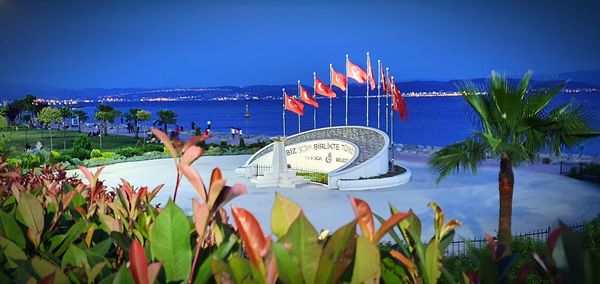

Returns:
428,71,598,253
94,104,120,136
0,116,6,131
72,110,88,132
37,106,63,150
157,109,177,134
136,109,151,139
125,108,142,138
4,99,24,124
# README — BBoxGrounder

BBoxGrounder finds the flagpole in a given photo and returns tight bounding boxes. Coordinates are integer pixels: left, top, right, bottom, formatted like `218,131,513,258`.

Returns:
366,52,370,127
297,82,301,133
282,88,286,138
377,59,381,129
385,67,390,134
312,73,317,129
390,76,396,170
345,54,349,126
329,64,333,127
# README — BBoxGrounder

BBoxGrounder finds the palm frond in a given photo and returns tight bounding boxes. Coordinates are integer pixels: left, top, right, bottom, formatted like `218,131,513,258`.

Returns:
524,80,565,115
545,103,600,156
428,138,487,183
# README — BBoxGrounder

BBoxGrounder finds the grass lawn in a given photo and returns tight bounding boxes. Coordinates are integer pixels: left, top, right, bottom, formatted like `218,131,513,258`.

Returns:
1,127,141,155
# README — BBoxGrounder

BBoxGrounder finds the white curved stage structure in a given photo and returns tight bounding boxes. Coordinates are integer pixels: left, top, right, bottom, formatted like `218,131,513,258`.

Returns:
238,126,411,190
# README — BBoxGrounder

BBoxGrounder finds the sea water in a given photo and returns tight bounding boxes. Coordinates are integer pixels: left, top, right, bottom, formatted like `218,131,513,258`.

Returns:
77,93,600,156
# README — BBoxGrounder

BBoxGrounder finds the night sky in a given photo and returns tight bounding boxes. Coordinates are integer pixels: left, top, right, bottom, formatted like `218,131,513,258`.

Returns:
1,0,599,88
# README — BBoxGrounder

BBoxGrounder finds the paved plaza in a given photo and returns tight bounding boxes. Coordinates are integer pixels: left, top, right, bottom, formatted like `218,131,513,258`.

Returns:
80,155,600,240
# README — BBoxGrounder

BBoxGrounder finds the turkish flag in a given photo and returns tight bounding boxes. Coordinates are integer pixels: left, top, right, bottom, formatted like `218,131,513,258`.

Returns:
347,60,368,84
300,85,319,107
391,83,408,120
314,77,336,98
367,56,376,90
380,64,387,94
330,65,347,91
285,93,304,115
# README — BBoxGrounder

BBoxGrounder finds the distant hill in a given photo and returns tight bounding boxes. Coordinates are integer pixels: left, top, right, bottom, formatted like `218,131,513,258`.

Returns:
1,75,598,102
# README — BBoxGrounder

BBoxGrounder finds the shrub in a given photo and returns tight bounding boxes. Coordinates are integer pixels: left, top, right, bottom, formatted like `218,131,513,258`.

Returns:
567,163,600,184
206,146,223,155
101,151,116,159
54,153,72,164
90,149,103,158
6,157,21,168
116,146,144,157
141,143,164,153
63,147,91,161
73,135,92,150
220,139,228,147
19,154,42,168
48,150,61,164
239,137,246,147
297,171,328,184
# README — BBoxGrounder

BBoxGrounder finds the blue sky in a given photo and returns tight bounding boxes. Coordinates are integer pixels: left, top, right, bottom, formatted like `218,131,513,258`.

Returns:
0,0,599,88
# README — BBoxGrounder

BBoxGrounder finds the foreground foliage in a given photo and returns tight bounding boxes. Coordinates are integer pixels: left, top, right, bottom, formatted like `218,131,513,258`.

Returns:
0,129,598,283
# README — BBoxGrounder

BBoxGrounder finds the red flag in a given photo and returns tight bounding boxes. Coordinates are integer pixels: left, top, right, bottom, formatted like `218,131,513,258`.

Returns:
330,65,347,91
285,93,304,115
347,59,368,84
299,85,319,107
314,77,336,98
391,82,408,120
367,55,376,90
380,64,388,94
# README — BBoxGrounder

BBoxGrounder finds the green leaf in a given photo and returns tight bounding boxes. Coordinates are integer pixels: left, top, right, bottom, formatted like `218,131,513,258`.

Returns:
194,234,238,284
113,264,135,284
85,261,107,283
16,191,44,233
351,236,380,284
423,241,442,284
272,242,303,284
90,239,113,256
0,237,27,269
53,219,87,255
31,256,70,284
211,259,233,284
0,210,25,248
61,244,89,269
150,199,192,283
315,220,357,284
271,193,302,238
278,212,321,283
229,255,261,284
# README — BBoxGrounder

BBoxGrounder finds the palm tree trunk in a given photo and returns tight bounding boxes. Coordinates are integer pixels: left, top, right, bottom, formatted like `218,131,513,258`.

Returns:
498,153,514,254
163,123,167,134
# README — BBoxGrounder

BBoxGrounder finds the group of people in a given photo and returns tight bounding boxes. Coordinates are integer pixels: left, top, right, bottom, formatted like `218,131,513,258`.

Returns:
87,130,101,137
24,141,43,153
191,120,212,137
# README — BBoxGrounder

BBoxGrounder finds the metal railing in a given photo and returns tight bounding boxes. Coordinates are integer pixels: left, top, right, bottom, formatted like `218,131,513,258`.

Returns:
253,164,326,177
444,221,586,256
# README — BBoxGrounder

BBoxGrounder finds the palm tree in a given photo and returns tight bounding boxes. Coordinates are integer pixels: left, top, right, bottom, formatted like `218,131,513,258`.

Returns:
94,104,119,136
125,108,141,138
157,109,177,134
428,71,598,253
